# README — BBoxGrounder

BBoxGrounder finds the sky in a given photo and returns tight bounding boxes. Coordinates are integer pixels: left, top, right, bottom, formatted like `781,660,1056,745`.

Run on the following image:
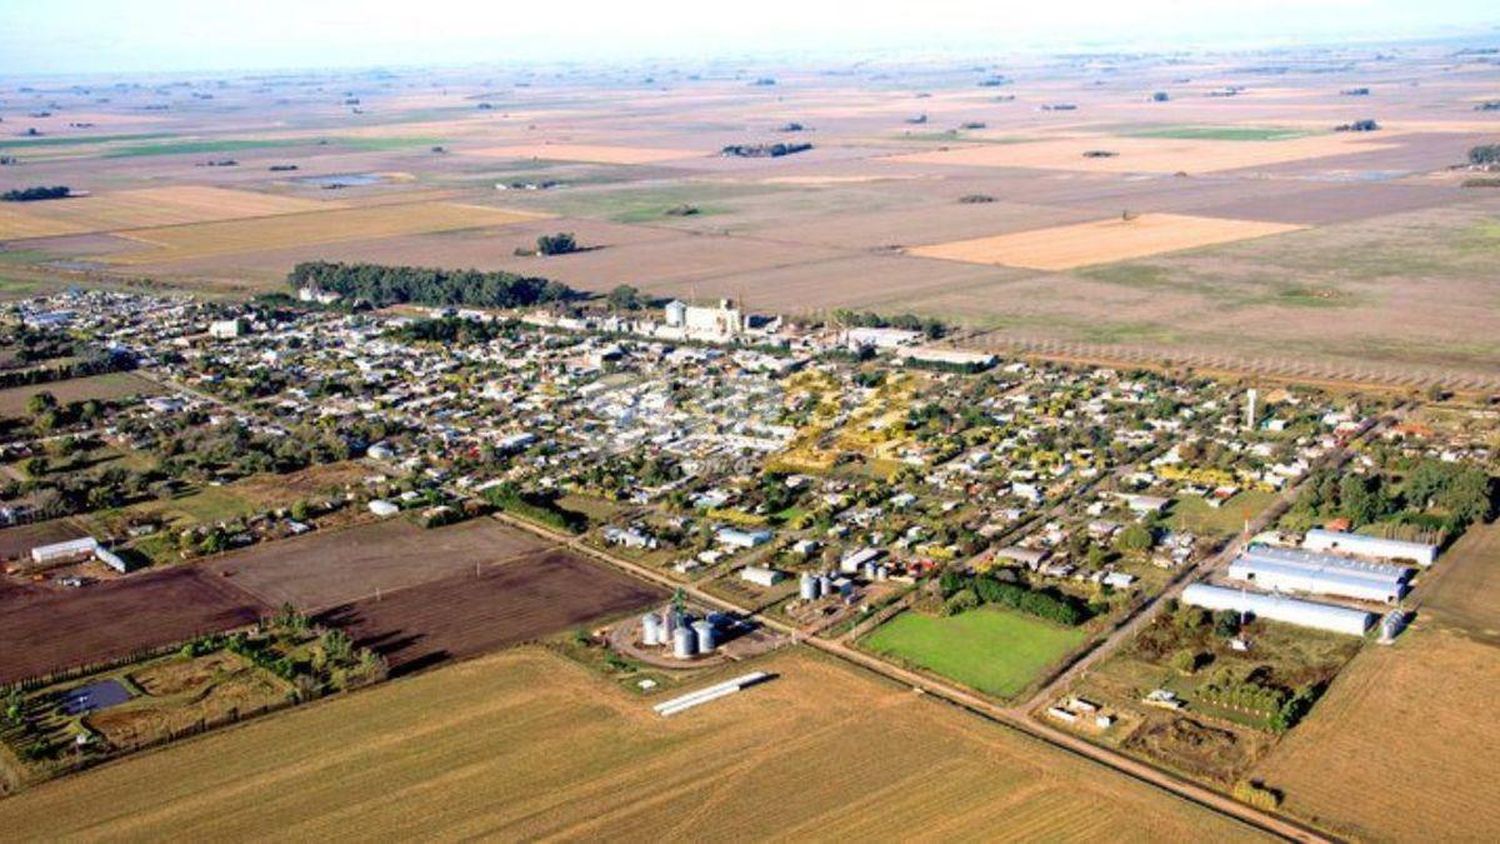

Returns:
1,0,1496,76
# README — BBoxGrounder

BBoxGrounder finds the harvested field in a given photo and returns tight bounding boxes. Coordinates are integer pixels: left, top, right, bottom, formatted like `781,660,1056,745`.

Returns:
315,550,664,674
0,567,267,684
0,187,340,240
907,213,1303,271
464,143,703,164
883,133,1403,174
0,372,163,417
103,202,546,265
205,518,551,610
0,648,1263,841
1418,520,1500,645
1251,628,1500,841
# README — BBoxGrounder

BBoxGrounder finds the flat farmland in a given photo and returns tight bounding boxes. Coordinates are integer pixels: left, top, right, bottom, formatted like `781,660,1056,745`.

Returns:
1418,520,1500,644
1250,628,1500,841
907,213,1303,271
315,550,665,674
0,648,1264,841
463,143,704,164
0,187,340,241
103,202,546,265
882,132,1402,174
205,517,551,610
0,372,163,417
0,567,267,684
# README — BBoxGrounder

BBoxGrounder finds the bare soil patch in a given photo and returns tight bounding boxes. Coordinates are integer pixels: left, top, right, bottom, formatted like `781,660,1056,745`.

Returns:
464,144,703,164
204,517,550,611
315,550,664,675
0,567,267,684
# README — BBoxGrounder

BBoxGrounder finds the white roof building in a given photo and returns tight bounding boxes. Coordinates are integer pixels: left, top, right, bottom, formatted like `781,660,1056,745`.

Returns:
740,565,786,587
1183,583,1374,636
1229,545,1412,604
1302,529,1438,567
30,537,100,564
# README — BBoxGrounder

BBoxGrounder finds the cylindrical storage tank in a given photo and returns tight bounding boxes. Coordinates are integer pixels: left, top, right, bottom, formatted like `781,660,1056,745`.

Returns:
818,574,832,598
672,625,696,659
876,565,888,582
641,612,661,646
863,561,877,580
799,572,818,601
693,620,716,653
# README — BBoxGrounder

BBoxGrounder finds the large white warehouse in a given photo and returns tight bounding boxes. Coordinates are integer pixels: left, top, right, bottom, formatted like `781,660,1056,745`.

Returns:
1182,583,1375,636
1303,529,1437,567
1228,544,1412,604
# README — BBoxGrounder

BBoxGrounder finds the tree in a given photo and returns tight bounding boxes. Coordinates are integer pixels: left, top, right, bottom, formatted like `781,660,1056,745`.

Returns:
1115,523,1154,554
1170,649,1199,674
25,391,57,418
1213,610,1241,639
536,232,579,256
607,285,644,311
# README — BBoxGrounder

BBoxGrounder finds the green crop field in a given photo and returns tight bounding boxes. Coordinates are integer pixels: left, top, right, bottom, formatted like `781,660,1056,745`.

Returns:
1124,126,1313,141
863,606,1086,699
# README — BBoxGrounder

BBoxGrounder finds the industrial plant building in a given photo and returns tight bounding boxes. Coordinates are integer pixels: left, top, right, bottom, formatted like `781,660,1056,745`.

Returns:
1182,583,1375,636
1227,544,1413,604
1302,529,1438,567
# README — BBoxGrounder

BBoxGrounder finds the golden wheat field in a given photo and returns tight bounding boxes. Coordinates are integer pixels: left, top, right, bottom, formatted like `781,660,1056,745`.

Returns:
907,213,1304,271
883,133,1401,174
0,647,1262,842
0,187,341,240
1250,628,1500,842
464,143,703,164
105,202,546,265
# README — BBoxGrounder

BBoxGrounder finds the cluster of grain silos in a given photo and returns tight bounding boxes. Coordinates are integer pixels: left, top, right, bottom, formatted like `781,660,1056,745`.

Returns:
640,605,717,659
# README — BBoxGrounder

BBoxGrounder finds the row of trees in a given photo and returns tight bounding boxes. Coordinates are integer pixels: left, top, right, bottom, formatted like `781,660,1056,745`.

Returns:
720,142,812,158
287,261,578,309
832,309,948,339
1469,144,1500,166
937,570,1092,626
1,185,70,202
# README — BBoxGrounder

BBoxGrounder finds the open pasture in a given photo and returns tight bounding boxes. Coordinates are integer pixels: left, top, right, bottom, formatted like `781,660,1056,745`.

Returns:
0,372,163,417
907,213,1303,271
0,567,267,684
103,201,545,265
315,550,664,675
1417,520,1500,645
464,143,704,164
0,187,340,241
205,517,551,610
883,132,1403,174
863,606,1086,700
1250,628,1500,841
0,647,1263,841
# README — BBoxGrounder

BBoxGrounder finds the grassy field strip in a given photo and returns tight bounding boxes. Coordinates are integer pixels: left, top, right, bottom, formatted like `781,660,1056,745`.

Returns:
863,607,1087,699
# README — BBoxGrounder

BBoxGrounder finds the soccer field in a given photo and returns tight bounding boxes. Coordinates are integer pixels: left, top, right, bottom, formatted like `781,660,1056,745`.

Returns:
863,606,1087,699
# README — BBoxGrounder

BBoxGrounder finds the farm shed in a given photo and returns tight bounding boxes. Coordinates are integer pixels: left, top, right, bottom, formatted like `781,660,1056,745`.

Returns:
717,527,772,549
1228,544,1412,604
1302,529,1438,567
740,565,785,587
1182,583,1374,636
31,537,100,565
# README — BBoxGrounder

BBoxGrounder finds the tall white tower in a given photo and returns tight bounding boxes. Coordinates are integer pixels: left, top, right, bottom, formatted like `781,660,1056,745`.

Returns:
1244,388,1259,431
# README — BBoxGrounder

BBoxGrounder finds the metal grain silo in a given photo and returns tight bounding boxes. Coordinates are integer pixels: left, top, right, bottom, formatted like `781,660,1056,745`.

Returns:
672,625,697,659
641,612,662,646
693,619,716,653
817,573,832,598
799,572,818,601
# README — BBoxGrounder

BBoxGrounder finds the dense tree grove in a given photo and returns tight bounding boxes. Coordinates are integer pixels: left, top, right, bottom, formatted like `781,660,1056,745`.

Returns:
388,316,515,345
833,309,948,339
720,142,813,158
287,261,577,309
1,185,70,202
1469,144,1500,165
938,570,1091,626
535,232,579,256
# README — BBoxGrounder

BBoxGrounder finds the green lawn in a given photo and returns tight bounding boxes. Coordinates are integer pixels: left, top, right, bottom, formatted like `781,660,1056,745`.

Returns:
1168,490,1277,536
863,606,1086,699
